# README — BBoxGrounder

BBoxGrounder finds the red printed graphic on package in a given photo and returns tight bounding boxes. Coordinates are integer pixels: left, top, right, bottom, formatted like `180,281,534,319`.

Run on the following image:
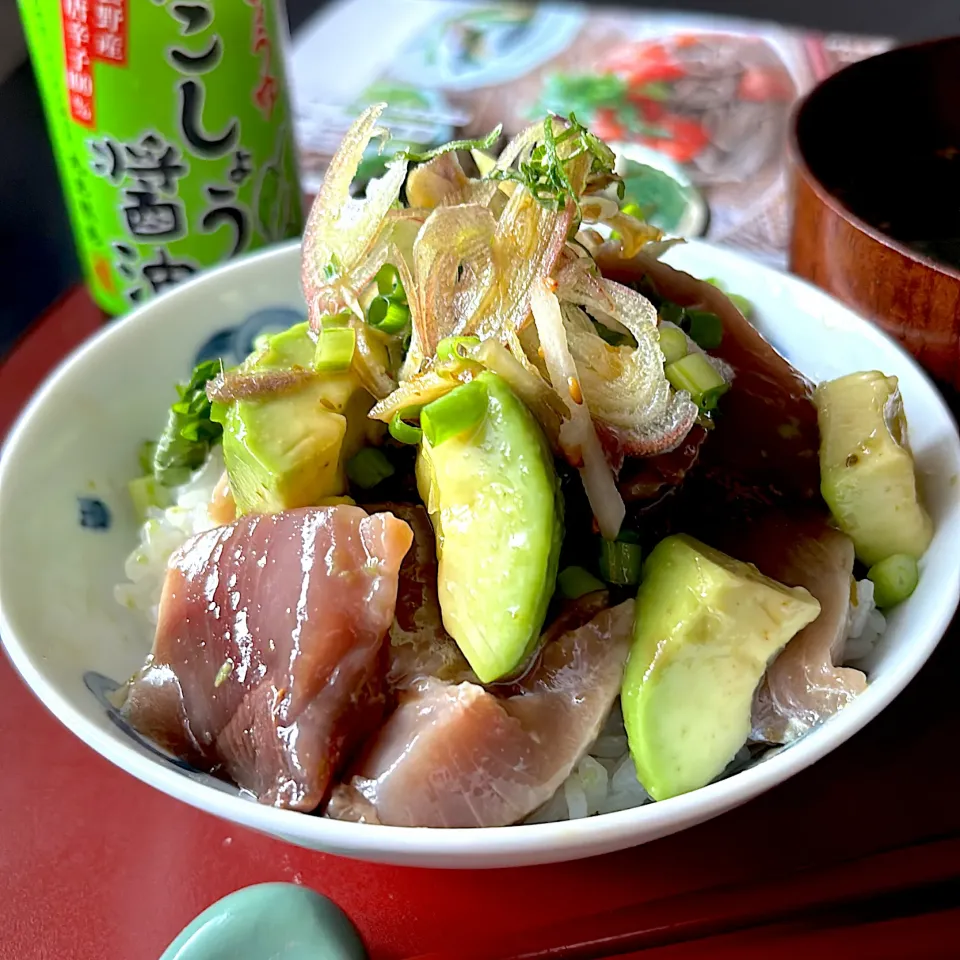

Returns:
91,0,128,65
62,0,94,126
245,0,278,119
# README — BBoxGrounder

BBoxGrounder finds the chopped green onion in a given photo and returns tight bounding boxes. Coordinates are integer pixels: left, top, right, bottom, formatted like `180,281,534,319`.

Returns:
705,277,753,317
346,448,395,489
421,379,489,447
659,300,685,326
686,310,723,350
599,539,643,586
610,201,647,239
437,336,480,363
367,295,410,335
867,554,919,608
314,325,356,373
701,386,729,412
374,264,401,298
319,312,350,328
138,440,157,476
617,528,641,544
593,320,631,347
728,293,753,317
389,410,423,445
214,658,234,688
558,566,606,600
665,352,730,412
658,326,688,364
323,253,342,281
128,475,171,522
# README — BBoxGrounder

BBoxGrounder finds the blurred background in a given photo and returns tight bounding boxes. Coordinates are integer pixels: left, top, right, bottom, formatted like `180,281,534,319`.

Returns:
1,0,958,357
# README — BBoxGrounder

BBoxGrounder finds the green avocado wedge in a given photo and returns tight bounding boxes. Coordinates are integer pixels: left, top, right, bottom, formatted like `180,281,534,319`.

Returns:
416,372,563,683
815,370,933,567
622,534,821,801
211,323,376,515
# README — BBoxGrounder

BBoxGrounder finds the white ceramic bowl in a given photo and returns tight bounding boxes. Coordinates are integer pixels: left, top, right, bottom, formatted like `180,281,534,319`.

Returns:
2,240,958,869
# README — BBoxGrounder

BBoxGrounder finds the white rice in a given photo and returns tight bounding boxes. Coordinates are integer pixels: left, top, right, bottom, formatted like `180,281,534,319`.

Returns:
526,702,650,823
115,450,887,824
843,577,888,663
114,446,224,623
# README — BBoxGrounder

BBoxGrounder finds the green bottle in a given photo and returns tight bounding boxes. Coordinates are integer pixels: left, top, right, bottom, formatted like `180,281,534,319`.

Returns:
18,0,304,315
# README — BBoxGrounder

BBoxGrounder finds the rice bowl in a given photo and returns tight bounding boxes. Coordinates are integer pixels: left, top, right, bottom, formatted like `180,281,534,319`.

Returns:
0,235,957,866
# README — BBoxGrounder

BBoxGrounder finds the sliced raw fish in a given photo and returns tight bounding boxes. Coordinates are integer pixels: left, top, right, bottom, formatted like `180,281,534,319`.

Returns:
327,600,634,828
373,503,476,690
122,505,412,810
490,589,612,693
597,251,821,504
711,510,866,742
618,425,707,503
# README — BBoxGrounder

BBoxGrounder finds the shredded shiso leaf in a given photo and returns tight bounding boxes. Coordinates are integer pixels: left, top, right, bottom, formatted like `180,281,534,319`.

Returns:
295,105,732,536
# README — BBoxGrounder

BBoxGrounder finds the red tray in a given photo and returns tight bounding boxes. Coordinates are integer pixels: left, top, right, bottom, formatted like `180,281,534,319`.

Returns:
1,288,959,960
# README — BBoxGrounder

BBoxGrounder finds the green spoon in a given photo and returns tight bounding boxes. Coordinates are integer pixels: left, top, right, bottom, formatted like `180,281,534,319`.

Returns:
160,883,367,960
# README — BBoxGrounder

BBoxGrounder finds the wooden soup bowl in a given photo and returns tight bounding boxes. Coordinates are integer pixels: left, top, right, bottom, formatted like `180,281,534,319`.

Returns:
790,37,960,388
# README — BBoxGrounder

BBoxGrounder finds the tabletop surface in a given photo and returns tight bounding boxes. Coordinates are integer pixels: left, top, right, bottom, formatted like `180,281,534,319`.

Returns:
2,289,960,959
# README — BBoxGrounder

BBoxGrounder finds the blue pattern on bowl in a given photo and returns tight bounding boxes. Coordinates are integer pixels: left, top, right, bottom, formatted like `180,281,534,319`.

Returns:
77,497,111,530
195,306,305,367
192,328,236,367
84,671,201,775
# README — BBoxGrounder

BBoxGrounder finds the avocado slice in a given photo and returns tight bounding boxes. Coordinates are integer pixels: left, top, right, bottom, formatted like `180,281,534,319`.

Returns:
815,371,932,566
622,534,820,801
416,371,563,683
212,323,377,515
